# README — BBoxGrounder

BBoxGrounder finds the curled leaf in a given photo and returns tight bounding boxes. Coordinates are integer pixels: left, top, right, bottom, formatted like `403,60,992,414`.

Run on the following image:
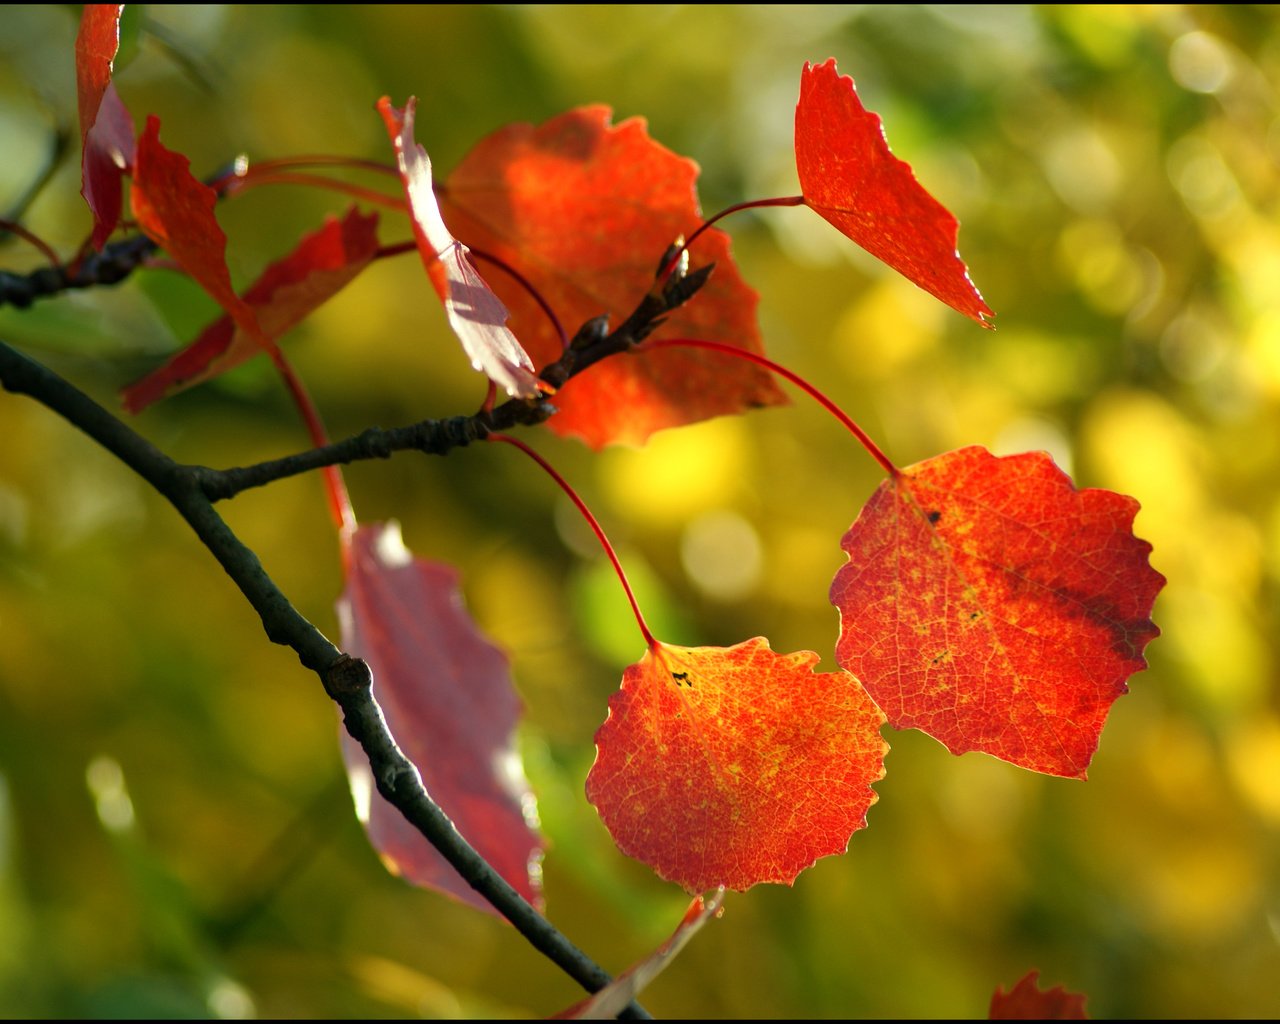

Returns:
587,638,886,893
796,58,993,327
377,96,542,399
830,446,1164,778
131,115,257,334
75,4,135,248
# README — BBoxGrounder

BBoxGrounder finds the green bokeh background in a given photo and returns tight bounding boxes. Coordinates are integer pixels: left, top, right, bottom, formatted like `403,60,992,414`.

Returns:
2,4,1279,1017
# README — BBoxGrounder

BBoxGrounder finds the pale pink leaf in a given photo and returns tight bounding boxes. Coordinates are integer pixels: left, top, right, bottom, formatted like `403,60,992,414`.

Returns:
377,96,542,399
337,521,543,915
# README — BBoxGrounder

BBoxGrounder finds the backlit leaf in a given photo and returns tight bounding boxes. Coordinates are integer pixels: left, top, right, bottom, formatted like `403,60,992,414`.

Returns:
830,446,1164,778
75,4,121,137
131,115,258,334
75,4,135,249
440,105,786,447
587,638,886,893
122,207,380,412
795,58,994,327
377,96,542,399
337,521,543,914
990,970,1089,1020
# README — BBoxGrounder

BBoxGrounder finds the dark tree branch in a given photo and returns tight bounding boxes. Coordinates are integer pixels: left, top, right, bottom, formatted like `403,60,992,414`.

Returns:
1,158,239,310
0,337,648,1018
539,254,714,389
0,235,712,1015
0,234,158,309
196,403,553,502
186,245,714,500
323,655,647,1017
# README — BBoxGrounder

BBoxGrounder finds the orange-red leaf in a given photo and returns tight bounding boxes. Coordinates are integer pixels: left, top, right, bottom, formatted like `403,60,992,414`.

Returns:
122,207,379,412
796,58,994,327
830,447,1164,779
75,5,122,139
439,106,786,447
587,638,886,893
377,97,541,399
990,970,1089,1020
75,4,135,249
553,888,725,1019
131,115,258,335
337,521,542,915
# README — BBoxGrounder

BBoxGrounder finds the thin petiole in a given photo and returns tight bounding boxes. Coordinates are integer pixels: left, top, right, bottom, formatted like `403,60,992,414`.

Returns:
267,348,356,537
488,433,658,649
0,219,63,267
641,337,899,478
218,171,406,210
658,196,805,280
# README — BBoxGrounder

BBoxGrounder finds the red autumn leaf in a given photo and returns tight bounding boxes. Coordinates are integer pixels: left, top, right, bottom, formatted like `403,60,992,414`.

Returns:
990,970,1089,1020
795,58,994,328
76,4,135,249
830,446,1164,779
586,638,886,893
75,4,121,136
122,207,380,412
131,115,260,338
553,888,725,1019
376,96,542,400
337,521,542,915
439,105,786,448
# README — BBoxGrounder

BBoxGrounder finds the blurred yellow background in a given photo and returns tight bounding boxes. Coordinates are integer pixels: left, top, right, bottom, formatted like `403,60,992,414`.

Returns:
1,4,1278,1017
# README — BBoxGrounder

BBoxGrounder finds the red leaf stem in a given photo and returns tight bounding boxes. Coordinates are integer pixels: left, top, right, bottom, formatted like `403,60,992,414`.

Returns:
488,433,656,649
642,337,898,476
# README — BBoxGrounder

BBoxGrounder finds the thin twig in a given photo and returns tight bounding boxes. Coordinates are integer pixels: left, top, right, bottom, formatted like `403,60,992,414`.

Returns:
184,245,713,499
0,236,713,1013
0,337,648,1018
195,407,550,502
0,234,157,309
539,252,714,389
